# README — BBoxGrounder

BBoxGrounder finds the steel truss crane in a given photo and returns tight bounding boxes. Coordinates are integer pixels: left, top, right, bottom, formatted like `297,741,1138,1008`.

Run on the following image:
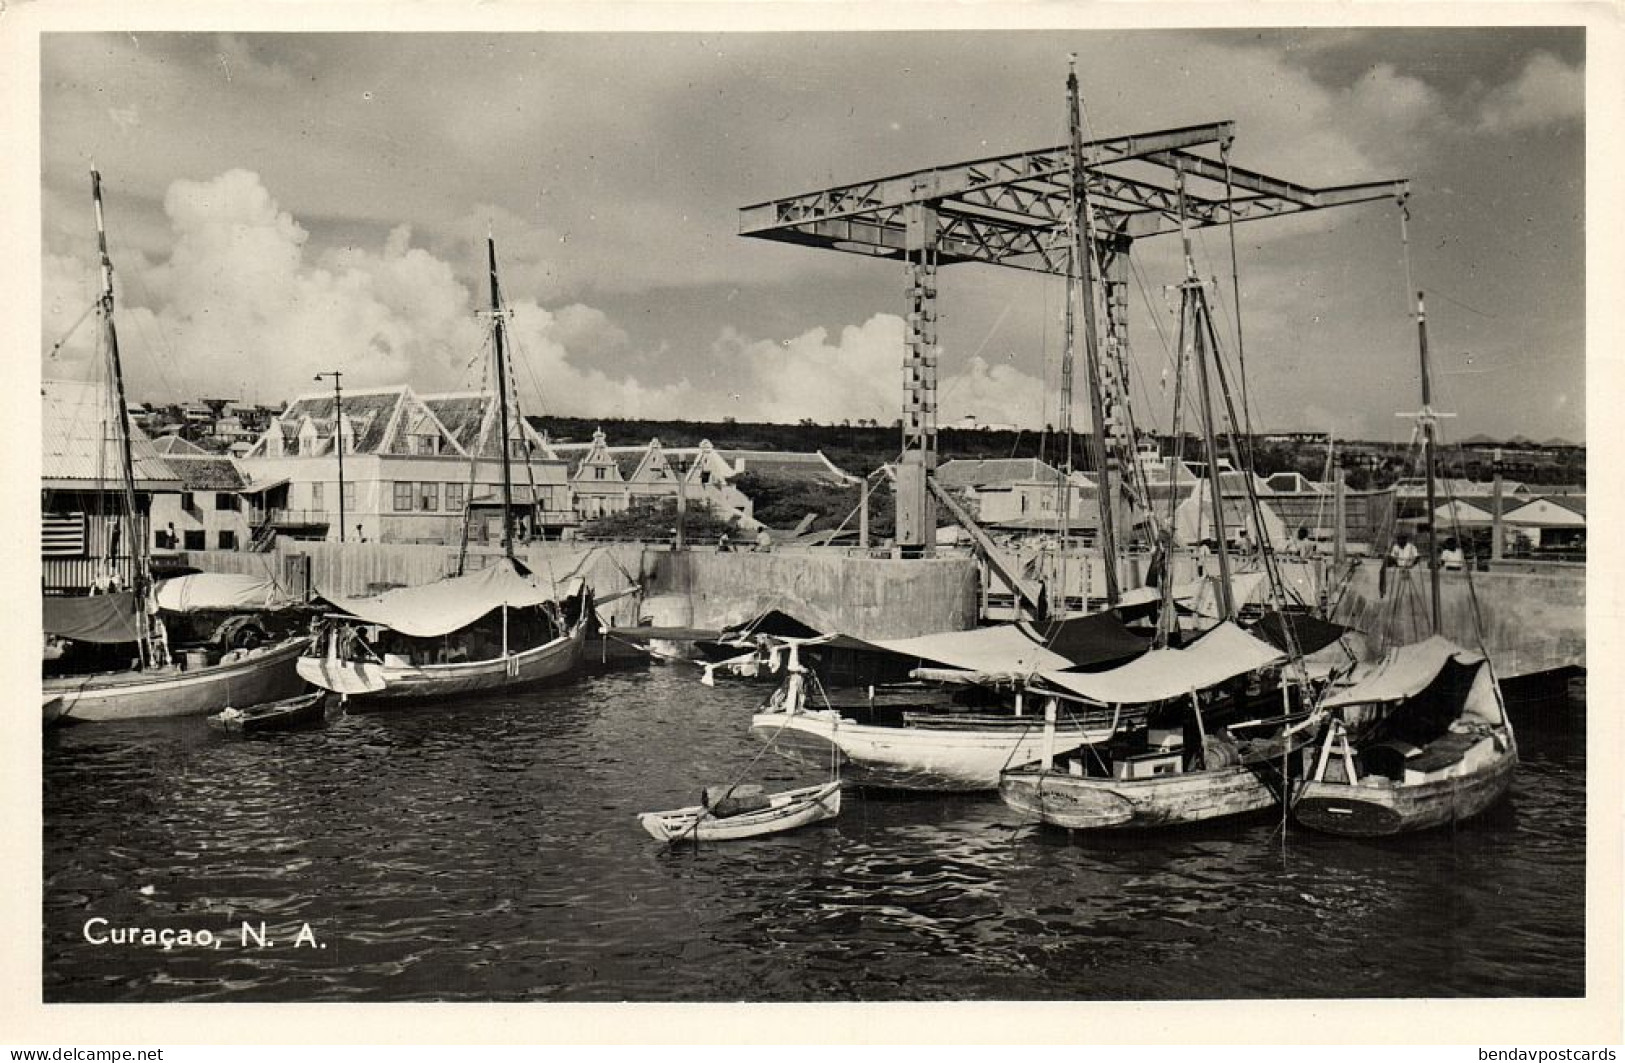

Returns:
740,103,1409,558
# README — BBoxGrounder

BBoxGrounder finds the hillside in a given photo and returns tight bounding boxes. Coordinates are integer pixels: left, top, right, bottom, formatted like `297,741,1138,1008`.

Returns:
529,415,1585,491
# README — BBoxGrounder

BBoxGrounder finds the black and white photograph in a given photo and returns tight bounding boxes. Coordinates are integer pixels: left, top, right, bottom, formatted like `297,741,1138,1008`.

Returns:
8,2,1619,1046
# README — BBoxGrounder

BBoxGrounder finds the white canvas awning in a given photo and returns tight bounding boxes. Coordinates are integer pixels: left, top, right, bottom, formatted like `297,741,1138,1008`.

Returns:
871,624,1074,675
1036,621,1284,705
155,572,301,612
320,559,582,637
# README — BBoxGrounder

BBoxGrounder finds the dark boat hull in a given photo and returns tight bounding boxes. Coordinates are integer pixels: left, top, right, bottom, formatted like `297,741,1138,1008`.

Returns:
1293,744,1516,836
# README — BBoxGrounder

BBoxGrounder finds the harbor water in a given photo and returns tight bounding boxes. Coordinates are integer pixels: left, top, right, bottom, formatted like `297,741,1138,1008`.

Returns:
42,666,1585,1001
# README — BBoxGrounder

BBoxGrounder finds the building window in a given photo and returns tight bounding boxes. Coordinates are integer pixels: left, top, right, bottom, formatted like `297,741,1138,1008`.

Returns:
215,493,237,512
311,482,324,509
343,481,357,512
594,467,607,480
184,530,206,550
181,492,196,510
393,482,413,512
446,483,465,512
218,530,238,550
418,482,439,511
413,434,439,456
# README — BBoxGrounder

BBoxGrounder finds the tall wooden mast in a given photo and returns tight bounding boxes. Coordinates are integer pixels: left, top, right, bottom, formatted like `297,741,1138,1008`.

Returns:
487,236,517,561
1415,290,1442,633
1066,59,1121,606
92,168,152,662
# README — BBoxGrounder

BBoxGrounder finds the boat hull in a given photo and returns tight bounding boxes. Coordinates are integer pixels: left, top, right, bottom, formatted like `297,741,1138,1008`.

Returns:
999,763,1282,830
300,622,587,705
208,690,329,733
750,710,1102,791
45,638,309,723
639,782,842,842
1293,745,1517,836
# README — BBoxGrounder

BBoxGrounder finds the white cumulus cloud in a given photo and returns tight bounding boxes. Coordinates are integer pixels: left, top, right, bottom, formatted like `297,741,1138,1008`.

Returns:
1476,52,1584,133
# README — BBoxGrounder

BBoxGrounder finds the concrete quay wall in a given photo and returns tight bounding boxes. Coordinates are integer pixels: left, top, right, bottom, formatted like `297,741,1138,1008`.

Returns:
1332,561,1585,674
184,541,655,627
647,549,979,640
184,542,979,639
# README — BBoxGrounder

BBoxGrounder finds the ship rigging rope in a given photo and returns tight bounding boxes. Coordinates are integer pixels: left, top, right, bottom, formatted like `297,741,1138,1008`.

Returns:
1175,204,1311,677
47,298,100,361
1219,140,1255,442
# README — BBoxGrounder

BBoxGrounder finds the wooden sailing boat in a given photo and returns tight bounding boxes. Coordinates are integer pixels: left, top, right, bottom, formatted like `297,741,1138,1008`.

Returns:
1293,291,1518,836
996,75,1325,830
747,629,1143,791
296,237,591,704
43,170,309,723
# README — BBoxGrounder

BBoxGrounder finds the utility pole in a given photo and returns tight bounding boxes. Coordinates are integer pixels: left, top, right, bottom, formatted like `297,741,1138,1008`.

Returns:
314,370,346,543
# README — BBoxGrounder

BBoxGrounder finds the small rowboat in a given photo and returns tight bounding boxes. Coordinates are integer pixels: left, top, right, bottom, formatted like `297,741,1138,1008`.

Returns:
638,781,842,843
208,690,330,734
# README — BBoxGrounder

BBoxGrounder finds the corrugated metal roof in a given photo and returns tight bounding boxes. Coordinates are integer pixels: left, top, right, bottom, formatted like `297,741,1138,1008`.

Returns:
42,379,183,490
936,457,1057,488
152,434,209,456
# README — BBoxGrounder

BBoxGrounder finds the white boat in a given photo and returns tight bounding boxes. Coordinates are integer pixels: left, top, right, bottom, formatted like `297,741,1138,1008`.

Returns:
753,703,1120,792
296,237,592,706
638,781,842,843
749,624,1141,791
298,562,591,704
41,171,311,725
47,637,309,723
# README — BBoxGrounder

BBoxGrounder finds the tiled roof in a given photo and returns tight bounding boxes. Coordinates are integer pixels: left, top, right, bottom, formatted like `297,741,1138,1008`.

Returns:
421,394,489,454
164,454,246,492
279,389,405,455
41,379,182,491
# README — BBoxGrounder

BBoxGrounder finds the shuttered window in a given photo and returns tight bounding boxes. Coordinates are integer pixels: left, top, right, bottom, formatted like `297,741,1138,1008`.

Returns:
42,513,86,556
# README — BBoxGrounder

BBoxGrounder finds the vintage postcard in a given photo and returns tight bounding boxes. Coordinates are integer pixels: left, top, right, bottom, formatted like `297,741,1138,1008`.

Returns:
4,0,1619,1047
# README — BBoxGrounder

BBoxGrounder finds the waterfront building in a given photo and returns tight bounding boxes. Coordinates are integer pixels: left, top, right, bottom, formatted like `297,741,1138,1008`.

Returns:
239,384,575,546
149,435,254,553
935,457,1099,527
41,378,182,593
550,432,758,525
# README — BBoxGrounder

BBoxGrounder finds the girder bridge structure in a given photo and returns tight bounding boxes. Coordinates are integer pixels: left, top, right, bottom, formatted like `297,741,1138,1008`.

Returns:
739,96,1408,584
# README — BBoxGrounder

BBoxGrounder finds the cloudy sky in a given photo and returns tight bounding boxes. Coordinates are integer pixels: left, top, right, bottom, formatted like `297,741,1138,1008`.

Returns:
35,25,1587,443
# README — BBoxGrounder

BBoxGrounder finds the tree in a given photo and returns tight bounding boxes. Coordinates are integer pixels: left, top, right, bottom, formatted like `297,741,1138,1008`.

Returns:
577,498,741,542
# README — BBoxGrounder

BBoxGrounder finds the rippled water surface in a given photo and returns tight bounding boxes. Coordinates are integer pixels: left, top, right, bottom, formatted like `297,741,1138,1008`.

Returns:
43,667,1585,1001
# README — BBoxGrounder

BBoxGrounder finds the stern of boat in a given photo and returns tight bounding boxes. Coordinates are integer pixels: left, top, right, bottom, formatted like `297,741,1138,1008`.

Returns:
298,655,388,695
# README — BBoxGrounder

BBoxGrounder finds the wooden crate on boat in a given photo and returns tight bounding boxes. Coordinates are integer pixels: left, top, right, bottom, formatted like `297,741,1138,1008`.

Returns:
1114,752,1182,780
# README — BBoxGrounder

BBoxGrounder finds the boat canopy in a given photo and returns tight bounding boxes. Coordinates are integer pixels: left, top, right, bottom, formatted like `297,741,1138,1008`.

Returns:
1035,621,1284,706
42,592,144,644
319,560,583,638
1026,611,1150,670
1250,610,1350,657
154,572,301,612
720,609,822,641
1321,635,1484,708
871,624,1076,675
